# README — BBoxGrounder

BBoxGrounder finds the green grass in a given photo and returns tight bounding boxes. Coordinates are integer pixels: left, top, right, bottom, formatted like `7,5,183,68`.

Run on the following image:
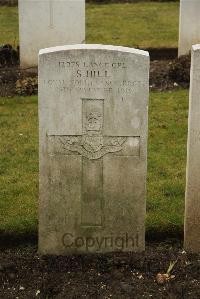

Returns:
0,90,189,236
0,6,18,47
86,2,179,48
0,2,186,238
0,2,179,48
147,90,188,236
0,96,38,234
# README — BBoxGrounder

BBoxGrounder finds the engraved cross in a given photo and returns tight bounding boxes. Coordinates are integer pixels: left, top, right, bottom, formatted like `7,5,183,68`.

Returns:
48,98,140,228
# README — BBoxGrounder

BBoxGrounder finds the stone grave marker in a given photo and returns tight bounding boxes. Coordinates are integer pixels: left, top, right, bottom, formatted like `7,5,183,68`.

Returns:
38,44,149,254
185,44,200,252
18,0,85,68
179,0,200,56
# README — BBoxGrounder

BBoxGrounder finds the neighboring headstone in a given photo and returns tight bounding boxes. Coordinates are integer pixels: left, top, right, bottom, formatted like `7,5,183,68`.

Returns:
185,44,200,252
18,0,85,68
179,0,200,56
38,44,149,255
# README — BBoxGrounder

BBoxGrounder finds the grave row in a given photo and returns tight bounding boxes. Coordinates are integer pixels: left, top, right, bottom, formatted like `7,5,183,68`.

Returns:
18,0,200,68
16,1,200,254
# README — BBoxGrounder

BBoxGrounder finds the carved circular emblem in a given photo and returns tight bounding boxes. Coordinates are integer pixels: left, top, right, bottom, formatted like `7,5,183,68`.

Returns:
82,135,104,153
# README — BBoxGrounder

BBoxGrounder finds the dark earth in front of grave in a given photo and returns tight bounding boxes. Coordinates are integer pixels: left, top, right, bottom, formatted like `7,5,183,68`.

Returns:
0,46,191,97
0,44,19,67
0,241,200,298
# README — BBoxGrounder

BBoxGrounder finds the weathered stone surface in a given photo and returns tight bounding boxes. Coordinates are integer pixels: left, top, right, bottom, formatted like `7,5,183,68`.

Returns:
18,0,85,68
179,0,200,56
185,44,200,252
38,44,149,255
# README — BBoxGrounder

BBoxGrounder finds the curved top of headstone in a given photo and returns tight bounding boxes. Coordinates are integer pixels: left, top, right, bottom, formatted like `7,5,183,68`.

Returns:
39,44,149,57
192,44,200,51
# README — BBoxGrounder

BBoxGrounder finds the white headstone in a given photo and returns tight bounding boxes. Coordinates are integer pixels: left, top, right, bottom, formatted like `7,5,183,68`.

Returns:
18,0,85,68
179,0,200,56
185,44,200,252
38,44,149,255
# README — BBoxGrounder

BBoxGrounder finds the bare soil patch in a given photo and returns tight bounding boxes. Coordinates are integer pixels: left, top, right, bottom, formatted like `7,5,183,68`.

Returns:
0,242,200,298
149,54,190,91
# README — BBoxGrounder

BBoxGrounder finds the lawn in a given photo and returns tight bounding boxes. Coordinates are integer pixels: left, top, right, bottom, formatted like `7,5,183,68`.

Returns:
0,6,18,47
0,2,179,48
0,1,186,239
87,2,179,48
0,90,189,236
